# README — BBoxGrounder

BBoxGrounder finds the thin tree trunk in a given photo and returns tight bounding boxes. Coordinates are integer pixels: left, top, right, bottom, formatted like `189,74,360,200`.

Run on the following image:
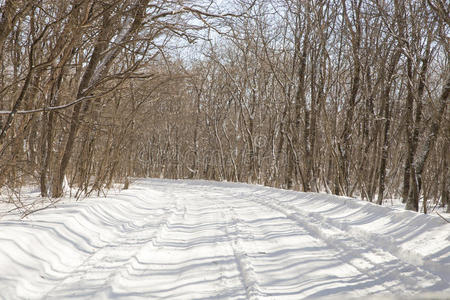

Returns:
376,0,405,205
406,72,449,211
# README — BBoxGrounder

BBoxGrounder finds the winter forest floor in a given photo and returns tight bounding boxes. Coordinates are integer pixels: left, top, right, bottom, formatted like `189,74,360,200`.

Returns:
0,179,449,299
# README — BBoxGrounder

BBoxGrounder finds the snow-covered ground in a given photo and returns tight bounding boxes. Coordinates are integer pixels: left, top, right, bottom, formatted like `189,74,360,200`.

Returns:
0,179,449,299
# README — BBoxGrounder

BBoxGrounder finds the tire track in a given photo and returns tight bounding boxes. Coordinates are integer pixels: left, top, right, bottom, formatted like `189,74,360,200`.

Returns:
220,202,261,300
178,186,260,299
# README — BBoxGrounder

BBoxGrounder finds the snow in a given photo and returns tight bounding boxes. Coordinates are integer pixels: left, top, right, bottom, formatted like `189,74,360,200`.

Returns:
0,179,449,299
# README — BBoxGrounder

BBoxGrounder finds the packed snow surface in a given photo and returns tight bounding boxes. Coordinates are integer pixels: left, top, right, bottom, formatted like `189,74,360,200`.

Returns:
0,179,449,299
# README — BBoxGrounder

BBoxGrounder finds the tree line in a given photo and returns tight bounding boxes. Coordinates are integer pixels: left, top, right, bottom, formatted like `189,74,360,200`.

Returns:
0,0,448,213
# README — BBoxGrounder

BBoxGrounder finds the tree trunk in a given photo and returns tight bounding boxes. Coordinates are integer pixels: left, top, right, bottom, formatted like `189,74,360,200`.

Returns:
376,0,404,205
52,10,113,197
406,72,449,211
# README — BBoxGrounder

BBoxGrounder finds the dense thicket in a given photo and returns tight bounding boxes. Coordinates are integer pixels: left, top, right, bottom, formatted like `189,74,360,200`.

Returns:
0,0,448,213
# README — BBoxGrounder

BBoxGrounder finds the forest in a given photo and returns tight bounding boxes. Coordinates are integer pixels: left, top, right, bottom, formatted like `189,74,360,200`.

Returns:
0,0,448,213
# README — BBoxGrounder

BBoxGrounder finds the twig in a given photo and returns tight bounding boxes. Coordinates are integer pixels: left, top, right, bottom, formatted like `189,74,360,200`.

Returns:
436,212,450,223
21,199,62,219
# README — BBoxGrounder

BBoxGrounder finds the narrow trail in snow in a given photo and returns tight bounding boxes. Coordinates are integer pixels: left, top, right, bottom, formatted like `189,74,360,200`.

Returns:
1,179,449,300
220,200,260,300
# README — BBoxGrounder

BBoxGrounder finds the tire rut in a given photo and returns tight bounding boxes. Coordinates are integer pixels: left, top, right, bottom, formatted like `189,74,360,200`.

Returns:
219,201,262,300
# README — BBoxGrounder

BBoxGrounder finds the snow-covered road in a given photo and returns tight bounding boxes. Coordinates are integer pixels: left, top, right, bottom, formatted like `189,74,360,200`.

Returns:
1,179,449,299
